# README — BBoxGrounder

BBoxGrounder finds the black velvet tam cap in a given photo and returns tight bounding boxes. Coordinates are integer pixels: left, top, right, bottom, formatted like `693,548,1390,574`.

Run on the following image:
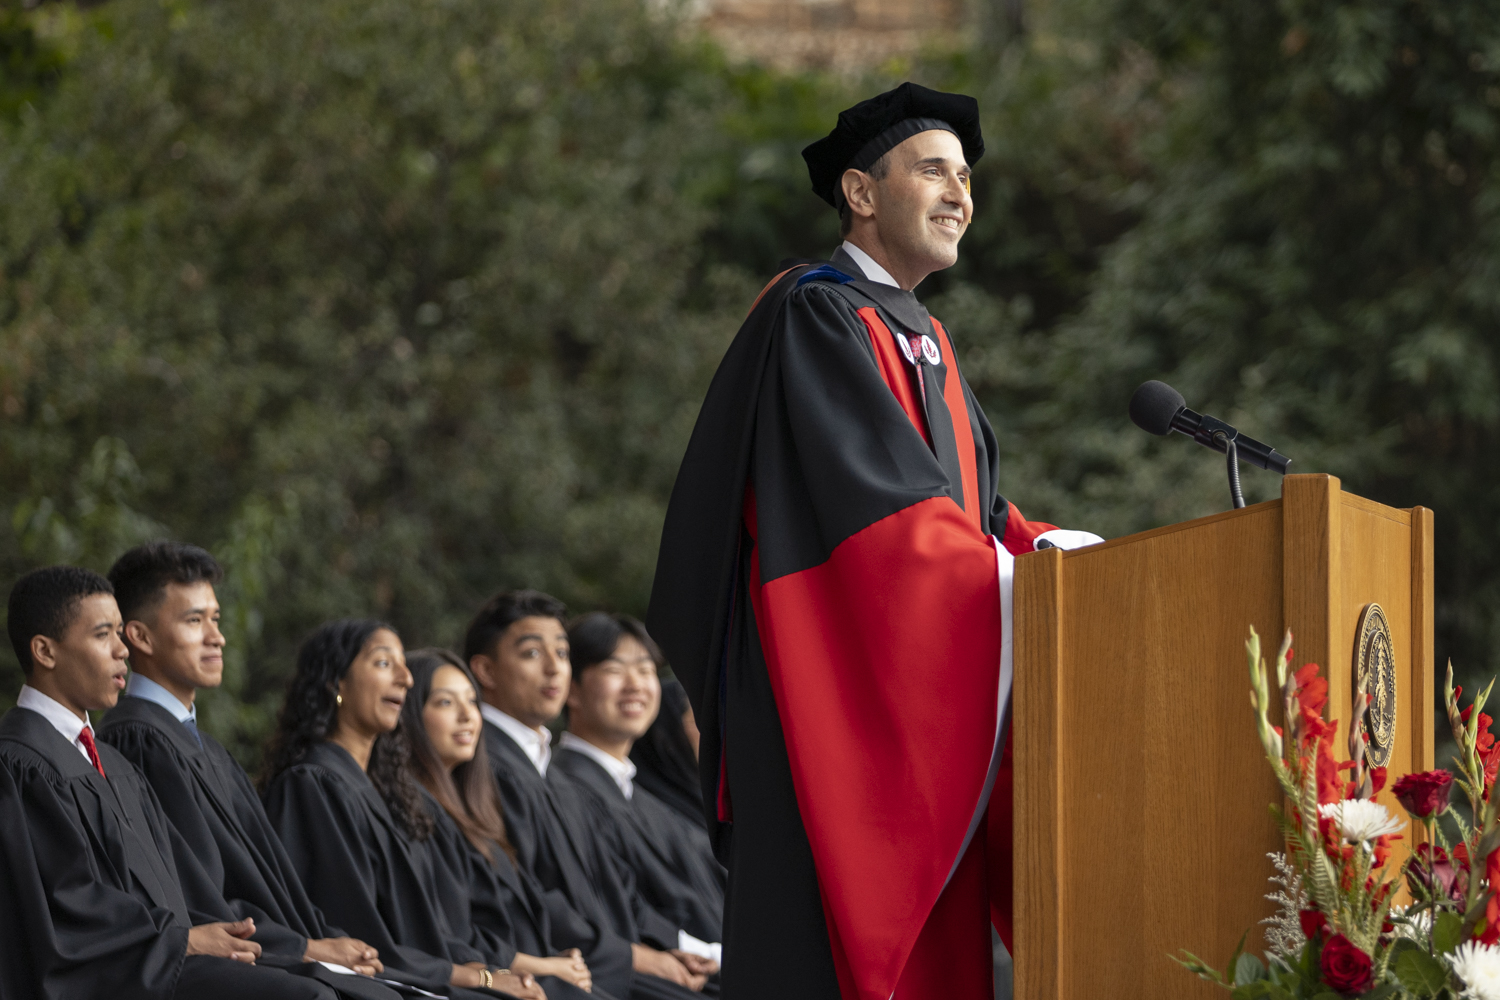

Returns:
802,82,984,208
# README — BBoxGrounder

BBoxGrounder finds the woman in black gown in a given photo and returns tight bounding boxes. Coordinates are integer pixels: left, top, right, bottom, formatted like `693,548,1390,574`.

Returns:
404,648,620,1000
260,619,542,1000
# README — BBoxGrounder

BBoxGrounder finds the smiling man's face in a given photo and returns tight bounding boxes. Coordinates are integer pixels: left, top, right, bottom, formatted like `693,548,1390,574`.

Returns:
124,580,225,705
847,129,972,288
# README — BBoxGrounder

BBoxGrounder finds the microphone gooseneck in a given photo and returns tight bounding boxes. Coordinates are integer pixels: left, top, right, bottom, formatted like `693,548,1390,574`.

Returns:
1128,381,1289,511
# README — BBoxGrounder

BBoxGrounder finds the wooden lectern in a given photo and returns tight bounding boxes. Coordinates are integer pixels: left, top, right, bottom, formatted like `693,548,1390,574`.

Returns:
1012,473,1434,999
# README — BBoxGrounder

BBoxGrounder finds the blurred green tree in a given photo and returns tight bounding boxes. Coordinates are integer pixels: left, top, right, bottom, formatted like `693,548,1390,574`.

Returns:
7,0,1500,771
0,0,761,763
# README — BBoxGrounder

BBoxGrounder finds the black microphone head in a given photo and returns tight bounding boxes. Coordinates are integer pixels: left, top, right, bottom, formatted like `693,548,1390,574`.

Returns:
1129,380,1186,436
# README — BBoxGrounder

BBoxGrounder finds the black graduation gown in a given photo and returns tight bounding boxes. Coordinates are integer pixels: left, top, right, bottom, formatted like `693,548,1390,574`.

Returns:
627,680,702,827
551,746,724,945
481,723,699,1000
420,792,621,1000
0,706,336,1000
99,696,338,958
261,741,513,999
648,247,1062,999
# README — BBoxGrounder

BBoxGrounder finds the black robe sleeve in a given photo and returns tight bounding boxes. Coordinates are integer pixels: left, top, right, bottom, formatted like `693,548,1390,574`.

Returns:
0,747,189,1000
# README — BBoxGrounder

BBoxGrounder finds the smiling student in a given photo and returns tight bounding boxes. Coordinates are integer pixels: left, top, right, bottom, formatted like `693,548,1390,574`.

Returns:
403,648,609,1000
260,619,538,1000
97,542,393,998
0,566,337,1000
552,614,724,962
465,591,704,1000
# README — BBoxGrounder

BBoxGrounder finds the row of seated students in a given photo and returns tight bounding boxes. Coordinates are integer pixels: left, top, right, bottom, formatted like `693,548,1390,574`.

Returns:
0,540,725,1000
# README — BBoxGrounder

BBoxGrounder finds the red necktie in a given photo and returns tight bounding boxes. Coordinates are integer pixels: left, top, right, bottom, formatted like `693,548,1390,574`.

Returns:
78,727,106,779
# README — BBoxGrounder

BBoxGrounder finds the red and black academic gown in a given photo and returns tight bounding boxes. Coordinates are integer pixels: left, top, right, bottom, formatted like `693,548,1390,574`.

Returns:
647,247,1057,1000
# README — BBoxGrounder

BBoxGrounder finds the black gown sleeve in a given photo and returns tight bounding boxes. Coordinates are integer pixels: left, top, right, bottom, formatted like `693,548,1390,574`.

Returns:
263,765,455,986
0,752,189,1000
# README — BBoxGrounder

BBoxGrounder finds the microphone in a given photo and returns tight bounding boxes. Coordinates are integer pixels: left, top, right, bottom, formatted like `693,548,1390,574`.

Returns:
1129,380,1291,475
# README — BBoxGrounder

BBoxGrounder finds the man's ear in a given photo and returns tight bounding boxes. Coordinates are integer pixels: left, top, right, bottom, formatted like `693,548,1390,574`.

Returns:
124,620,155,658
841,168,877,221
468,653,497,695
29,634,59,673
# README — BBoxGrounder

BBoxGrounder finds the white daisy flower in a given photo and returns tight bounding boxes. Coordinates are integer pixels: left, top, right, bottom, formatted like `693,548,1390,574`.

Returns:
1450,940,1500,1000
1317,800,1403,843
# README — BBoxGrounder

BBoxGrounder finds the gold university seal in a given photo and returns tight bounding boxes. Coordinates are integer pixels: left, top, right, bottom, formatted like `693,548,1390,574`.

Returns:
1354,603,1397,767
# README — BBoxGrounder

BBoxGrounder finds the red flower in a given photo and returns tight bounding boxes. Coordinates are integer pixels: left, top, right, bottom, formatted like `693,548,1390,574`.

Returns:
1484,849,1500,946
1319,934,1373,995
1295,664,1332,747
1370,766,1387,795
1372,834,1399,869
1410,843,1464,903
1299,908,1326,941
1482,744,1500,794
1393,770,1454,818
1316,724,1344,806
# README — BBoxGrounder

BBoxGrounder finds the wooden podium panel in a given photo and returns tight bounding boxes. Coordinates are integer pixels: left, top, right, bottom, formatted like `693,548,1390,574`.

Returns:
1012,474,1433,1000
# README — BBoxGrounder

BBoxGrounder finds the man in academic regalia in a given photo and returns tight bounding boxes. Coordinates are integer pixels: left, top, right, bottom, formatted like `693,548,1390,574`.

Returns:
0,566,338,1000
551,612,724,958
646,83,1101,1000
463,590,711,1000
95,541,404,1000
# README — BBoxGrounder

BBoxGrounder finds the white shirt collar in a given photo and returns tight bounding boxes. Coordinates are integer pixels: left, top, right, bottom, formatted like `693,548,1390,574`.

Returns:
481,702,552,777
16,684,96,764
840,240,901,288
558,731,636,800
125,672,196,724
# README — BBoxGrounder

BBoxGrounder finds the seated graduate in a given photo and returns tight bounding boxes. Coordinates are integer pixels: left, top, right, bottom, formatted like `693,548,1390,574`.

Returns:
0,566,338,1000
464,591,706,998
96,541,392,992
403,648,608,1000
627,678,701,828
554,614,724,963
259,618,540,1000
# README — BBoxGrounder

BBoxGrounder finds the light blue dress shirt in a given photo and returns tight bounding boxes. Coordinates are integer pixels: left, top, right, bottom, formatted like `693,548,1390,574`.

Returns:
124,672,197,724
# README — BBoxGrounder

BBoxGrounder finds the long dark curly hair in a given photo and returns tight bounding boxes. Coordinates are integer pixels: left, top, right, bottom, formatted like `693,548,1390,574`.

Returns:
260,618,433,841
403,648,516,865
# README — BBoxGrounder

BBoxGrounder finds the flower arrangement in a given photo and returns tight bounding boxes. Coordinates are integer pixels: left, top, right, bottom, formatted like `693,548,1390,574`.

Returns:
1176,627,1500,999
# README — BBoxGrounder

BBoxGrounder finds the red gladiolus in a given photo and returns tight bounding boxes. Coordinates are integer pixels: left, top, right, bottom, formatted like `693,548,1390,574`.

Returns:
1296,663,1332,747
1370,766,1387,795
1482,743,1500,794
1299,908,1326,941
1319,934,1373,995
1316,725,1343,805
1393,770,1454,818
1484,849,1500,946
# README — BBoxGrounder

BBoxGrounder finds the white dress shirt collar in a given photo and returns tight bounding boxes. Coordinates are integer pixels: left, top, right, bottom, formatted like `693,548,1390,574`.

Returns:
481,702,552,777
16,684,96,765
840,240,900,288
125,672,196,723
558,731,636,800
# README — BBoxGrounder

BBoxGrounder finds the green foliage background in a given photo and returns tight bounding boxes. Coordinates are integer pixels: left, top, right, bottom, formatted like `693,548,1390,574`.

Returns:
2,0,1498,769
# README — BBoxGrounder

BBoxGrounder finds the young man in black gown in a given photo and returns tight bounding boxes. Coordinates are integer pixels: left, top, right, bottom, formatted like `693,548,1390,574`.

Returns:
552,613,724,959
464,591,708,1000
96,541,400,999
0,566,338,1000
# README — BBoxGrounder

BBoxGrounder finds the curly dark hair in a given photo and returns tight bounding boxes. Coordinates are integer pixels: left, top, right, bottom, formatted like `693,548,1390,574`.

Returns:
260,618,433,841
403,648,516,865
